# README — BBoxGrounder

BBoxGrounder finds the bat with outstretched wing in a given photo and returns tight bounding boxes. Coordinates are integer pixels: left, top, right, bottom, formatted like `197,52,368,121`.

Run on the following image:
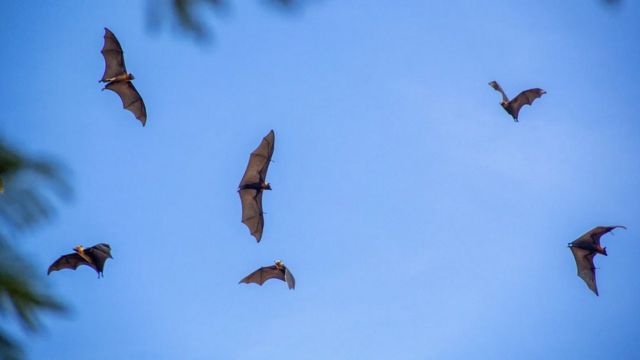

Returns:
100,27,147,126
47,243,113,278
238,130,275,242
489,81,546,122
568,226,626,295
239,260,295,289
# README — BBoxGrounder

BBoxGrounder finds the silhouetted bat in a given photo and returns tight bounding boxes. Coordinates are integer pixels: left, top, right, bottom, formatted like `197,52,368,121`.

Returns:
238,130,275,242
239,260,295,289
100,28,147,126
47,243,113,278
568,226,626,295
489,81,546,122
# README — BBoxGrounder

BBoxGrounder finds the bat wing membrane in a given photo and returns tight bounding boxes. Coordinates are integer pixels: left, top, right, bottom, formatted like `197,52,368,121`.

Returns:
105,81,147,125
47,253,94,275
85,243,113,274
239,130,275,187
579,226,626,246
100,28,127,81
239,189,264,241
488,81,509,103
509,88,545,119
570,246,598,295
284,267,295,289
239,265,284,286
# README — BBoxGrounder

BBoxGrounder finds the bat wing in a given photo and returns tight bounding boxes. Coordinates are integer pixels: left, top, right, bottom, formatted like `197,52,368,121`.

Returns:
284,267,295,290
488,80,509,103
105,81,147,126
239,188,264,241
239,265,285,286
509,88,546,120
239,130,275,187
47,253,95,275
100,28,127,81
577,226,626,246
570,246,598,295
85,243,113,275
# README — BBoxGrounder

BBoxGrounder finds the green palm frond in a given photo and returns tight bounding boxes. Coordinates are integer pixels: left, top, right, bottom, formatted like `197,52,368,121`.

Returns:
0,140,70,360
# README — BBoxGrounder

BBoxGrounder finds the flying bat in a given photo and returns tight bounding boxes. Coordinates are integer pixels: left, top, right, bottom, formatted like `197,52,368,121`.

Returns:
47,243,113,278
238,130,275,242
568,226,626,295
239,260,295,289
488,81,546,122
99,27,147,126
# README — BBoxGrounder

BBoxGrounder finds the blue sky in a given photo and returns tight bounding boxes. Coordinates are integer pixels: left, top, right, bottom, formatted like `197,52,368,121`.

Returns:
1,1,639,359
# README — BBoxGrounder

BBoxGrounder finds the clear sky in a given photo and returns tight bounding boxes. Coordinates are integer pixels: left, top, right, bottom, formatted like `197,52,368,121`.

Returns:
1,1,639,359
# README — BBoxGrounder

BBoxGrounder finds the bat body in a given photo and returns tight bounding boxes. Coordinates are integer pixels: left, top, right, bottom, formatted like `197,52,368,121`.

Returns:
488,81,546,122
48,243,113,278
238,130,275,242
568,226,626,295
239,260,295,289
100,27,147,126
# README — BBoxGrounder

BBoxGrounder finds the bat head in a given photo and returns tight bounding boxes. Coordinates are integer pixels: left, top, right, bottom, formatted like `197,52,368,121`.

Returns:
274,260,284,269
73,245,85,253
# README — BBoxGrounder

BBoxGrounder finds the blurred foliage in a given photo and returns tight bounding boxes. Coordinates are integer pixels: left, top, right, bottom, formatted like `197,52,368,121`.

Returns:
148,0,618,41
0,143,71,235
147,0,318,40
0,140,69,360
